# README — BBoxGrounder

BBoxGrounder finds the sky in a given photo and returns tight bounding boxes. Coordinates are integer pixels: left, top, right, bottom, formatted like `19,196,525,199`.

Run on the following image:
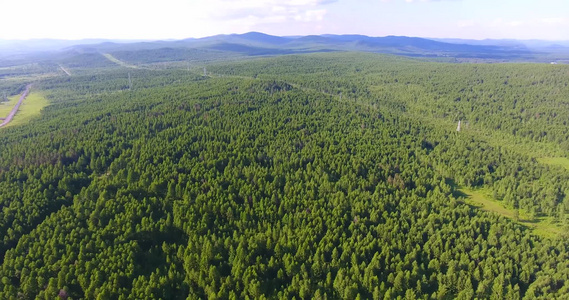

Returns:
1,0,568,40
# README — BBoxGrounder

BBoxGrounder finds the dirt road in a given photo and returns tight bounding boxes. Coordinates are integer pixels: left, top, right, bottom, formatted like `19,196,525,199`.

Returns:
0,84,32,128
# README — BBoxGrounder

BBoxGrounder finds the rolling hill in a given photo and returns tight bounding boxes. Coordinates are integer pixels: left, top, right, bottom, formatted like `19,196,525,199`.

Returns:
5,32,569,68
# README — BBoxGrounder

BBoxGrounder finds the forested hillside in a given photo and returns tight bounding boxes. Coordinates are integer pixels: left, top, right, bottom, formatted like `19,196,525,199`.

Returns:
0,53,569,299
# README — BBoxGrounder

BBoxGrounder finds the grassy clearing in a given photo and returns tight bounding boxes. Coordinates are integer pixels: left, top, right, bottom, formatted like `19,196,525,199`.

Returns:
3,92,49,128
461,188,515,218
458,187,566,238
0,94,20,118
537,157,569,171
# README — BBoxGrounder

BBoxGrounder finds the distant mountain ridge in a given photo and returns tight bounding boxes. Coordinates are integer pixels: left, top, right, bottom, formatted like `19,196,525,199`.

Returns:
60,32,564,60
2,32,569,64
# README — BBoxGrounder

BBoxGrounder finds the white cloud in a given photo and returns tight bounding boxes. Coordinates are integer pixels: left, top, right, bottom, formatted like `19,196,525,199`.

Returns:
176,0,335,37
0,0,336,39
452,16,568,40
296,9,327,21
506,21,523,27
457,20,475,28
196,0,334,19
540,18,567,25
184,0,337,36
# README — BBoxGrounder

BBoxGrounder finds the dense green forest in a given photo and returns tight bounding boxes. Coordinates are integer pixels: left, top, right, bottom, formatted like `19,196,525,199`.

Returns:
1,52,569,299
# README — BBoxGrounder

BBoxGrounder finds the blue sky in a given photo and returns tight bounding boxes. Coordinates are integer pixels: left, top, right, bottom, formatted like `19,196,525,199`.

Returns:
1,0,568,40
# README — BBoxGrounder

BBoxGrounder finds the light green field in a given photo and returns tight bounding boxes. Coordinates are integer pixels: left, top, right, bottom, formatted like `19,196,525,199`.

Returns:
537,157,569,171
3,92,49,128
0,94,20,118
459,187,566,238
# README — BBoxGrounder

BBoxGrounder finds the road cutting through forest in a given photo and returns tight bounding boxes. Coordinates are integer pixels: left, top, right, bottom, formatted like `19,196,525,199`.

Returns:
0,84,32,128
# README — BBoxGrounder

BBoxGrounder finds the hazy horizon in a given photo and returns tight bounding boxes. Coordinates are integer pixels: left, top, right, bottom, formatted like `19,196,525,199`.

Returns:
1,32,568,43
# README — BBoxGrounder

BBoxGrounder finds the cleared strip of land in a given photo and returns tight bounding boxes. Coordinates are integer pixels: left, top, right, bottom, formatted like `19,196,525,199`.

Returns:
102,53,138,68
0,95,20,117
458,187,566,238
0,84,32,128
6,92,49,127
537,157,569,171
59,64,71,76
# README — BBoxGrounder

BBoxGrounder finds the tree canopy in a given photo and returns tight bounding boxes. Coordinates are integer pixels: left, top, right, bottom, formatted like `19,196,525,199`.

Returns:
1,52,569,299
